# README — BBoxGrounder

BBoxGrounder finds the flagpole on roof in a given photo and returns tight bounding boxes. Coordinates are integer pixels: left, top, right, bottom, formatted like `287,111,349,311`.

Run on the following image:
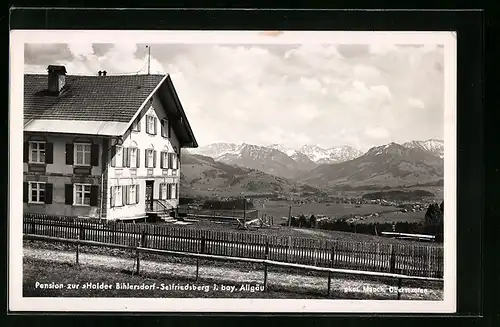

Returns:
146,45,151,75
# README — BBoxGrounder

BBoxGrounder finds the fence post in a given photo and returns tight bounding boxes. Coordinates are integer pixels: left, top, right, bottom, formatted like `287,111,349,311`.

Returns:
31,221,36,234
263,240,269,292
390,245,396,273
76,235,80,265
196,235,205,282
135,241,140,275
327,247,334,297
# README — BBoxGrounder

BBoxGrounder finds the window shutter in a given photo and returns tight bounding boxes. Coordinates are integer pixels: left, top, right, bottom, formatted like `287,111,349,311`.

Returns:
65,184,73,205
137,119,141,132
125,185,130,204
23,182,28,203
110,187,115,208
160,119,165,137
153,150,157,168
167,119,171,138
136,148,140,168
91,144,99,166
122,185,127,206
153,117,157,135
45,143,54,164
90,185,99,206
169,153,174,169
65,144,74,165
128,148,132,168
44,183,53,204
159,183,163,200
145,150,149,168
122,147,127,167
135,184,140,204
23,142,29,163
160,151,164,169
110,146,116,167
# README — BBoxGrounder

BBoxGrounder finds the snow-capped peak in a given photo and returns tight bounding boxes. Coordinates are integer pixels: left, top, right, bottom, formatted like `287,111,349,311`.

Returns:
403,139,444,158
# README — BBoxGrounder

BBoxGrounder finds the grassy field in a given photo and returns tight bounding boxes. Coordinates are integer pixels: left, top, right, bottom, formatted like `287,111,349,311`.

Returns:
354,211,426,224
257,201,399,220
23,249,443,300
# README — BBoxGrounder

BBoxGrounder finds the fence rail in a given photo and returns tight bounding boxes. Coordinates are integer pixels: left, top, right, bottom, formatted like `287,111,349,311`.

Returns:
23,213,443,278
23,234,443,299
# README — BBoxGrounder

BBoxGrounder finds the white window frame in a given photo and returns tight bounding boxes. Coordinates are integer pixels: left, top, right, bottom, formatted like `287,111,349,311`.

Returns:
171,183,177,200
160,183,167,200
146,149,154,168
29,141,46,164
115,145,123,168
28,181,46,204
162,151,169,168
131,120,140,132
129,185,137,204
74,183,91,206
74,143,92,166
129,147,138,168
172,153,178,170
114,185,123,207
146,115,155,134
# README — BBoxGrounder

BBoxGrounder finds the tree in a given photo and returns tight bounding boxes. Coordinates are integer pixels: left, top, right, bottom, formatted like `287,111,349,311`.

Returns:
298,214,307,228
425,203,443,225
309,214,317,228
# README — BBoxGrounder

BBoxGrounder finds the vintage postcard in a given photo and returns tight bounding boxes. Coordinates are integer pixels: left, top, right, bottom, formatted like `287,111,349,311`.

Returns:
9,30,457,313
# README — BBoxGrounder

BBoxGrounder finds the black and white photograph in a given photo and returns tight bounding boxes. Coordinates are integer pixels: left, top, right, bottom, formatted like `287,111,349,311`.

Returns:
9,30,457,313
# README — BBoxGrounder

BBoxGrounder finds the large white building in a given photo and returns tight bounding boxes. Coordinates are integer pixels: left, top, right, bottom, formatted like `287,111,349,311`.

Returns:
23,65,198,220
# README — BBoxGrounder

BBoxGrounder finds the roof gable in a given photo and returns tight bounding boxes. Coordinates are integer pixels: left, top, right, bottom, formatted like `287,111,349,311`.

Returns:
24,74,165,123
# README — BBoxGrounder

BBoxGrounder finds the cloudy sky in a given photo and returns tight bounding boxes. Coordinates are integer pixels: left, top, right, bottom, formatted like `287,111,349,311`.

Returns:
24,41,444,152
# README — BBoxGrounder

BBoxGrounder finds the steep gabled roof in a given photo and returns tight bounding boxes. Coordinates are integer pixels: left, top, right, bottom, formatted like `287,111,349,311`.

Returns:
24,74,165,122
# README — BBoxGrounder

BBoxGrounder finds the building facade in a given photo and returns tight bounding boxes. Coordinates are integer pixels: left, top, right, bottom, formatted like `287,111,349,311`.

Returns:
23,65,198,220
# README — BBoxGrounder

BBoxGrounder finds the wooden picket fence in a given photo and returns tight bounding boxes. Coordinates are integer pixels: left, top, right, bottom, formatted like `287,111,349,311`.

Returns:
23,213,443,278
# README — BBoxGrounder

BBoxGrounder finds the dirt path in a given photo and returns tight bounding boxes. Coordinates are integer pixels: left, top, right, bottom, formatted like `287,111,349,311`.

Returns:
22,245,443,300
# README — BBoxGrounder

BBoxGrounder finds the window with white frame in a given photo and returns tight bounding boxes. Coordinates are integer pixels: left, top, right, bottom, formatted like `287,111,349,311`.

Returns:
29,141,46,164
131,120,140,132
162,151,169,168
160,183,168,200
171,183,177,199
29,182,45,203
74,143,91,166
114,186,123,207
130,147,138,168
74,184,91,206
128,185,137,204
115,146,123,168
146,149,154,168
146,115,156,134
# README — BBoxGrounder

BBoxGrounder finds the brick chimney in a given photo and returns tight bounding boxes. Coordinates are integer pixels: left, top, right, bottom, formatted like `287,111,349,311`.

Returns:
47,65,67,94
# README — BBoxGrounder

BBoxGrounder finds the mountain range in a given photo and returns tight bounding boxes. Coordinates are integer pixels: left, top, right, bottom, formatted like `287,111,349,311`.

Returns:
298,142,444,189
179,151,319,196
188,140,443,180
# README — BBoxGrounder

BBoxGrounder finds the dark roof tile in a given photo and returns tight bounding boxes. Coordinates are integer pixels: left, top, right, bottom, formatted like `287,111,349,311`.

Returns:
24,74,165,123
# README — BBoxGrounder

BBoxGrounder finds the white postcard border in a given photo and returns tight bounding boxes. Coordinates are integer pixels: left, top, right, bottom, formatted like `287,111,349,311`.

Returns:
9,30,457,313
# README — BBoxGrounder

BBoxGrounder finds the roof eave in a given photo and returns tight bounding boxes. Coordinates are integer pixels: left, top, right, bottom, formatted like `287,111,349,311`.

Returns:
164,75,199,148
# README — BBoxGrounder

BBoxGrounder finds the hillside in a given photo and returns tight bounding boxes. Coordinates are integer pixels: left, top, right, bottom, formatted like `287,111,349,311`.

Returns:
299,142,444,189
180,151,319,197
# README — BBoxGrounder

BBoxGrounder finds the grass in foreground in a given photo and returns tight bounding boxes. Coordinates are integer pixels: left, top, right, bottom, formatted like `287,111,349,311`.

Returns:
23,242,443,300
23,257,335,299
